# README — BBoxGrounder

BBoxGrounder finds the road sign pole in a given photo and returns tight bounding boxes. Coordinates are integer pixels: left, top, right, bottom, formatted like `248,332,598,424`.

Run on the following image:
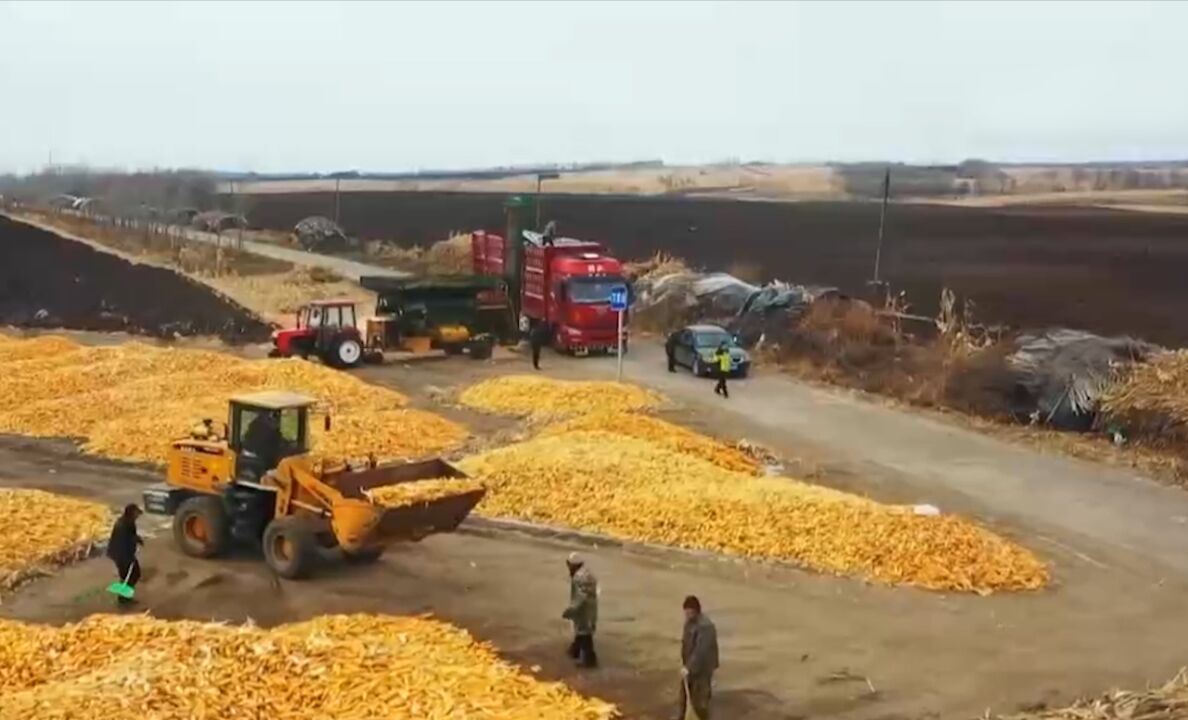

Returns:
616,307,624,382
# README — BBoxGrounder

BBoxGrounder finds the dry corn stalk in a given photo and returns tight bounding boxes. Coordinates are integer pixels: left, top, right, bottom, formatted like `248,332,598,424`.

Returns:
0,488,112,593
0,336,467,465
540,411,759,474
1100,350,1188,448
459,375,664,419
368,477,485,507
991,668,1188,719
460,431,1048,593
0,613,618,719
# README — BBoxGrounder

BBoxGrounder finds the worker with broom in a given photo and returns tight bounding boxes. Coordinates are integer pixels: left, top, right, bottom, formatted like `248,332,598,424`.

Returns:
677,595,719,720
562,552,599,668
106,503,144,607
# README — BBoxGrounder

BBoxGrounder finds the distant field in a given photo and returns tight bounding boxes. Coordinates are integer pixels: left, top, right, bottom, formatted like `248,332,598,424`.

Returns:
236,190,1188,346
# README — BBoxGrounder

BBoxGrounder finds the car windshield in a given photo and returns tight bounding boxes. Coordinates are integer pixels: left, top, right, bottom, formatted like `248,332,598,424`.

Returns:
568,278,626,304
694,330,733,348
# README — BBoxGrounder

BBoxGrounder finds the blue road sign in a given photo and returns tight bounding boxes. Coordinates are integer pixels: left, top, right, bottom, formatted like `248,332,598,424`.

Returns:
609,285,628,311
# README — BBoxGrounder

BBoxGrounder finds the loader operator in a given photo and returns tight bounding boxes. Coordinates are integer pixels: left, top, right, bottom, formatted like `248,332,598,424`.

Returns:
243,410,283,471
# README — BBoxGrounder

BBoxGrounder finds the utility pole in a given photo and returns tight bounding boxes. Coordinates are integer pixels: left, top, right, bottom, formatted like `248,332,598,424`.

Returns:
333,177,341,225
872,167,891,284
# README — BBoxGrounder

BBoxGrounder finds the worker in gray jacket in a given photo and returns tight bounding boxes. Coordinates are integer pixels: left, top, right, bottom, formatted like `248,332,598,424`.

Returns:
562,551,599,668
678,595,719,719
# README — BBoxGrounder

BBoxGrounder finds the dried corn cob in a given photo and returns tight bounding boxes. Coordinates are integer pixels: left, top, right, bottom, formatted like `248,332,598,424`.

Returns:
0,488,111,592
540,411,759,474
0,337,467,464
459,375,663,418
460,431,1048,593
368,477,485,507
0,613,618,719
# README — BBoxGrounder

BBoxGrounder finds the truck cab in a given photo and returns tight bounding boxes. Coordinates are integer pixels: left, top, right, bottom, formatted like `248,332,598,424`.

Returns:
533,242,627,353
473,226,629,354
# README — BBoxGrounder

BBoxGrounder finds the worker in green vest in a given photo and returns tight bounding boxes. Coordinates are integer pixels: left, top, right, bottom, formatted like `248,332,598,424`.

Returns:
713,342,732,399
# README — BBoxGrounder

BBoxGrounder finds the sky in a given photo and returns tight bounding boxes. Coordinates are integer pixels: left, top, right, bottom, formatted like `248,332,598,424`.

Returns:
1,0,1186,174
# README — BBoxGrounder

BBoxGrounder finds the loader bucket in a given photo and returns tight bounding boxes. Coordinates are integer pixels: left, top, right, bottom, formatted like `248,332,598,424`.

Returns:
325,458,485,551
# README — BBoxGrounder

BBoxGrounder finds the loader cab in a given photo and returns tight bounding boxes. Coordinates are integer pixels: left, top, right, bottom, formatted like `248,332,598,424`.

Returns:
228,391,316,481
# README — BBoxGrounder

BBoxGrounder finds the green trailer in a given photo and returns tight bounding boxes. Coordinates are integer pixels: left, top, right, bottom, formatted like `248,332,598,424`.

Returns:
358,275,515,359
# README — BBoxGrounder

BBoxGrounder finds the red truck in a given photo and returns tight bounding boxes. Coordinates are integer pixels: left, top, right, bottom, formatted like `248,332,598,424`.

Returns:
472,228,628,354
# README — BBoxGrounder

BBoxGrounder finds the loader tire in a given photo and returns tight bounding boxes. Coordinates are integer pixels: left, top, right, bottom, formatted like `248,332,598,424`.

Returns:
173,496,231,559
263,517,316,579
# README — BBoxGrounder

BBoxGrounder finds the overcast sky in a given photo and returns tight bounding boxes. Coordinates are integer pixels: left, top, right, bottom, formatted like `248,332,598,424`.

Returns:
1,1,1186,174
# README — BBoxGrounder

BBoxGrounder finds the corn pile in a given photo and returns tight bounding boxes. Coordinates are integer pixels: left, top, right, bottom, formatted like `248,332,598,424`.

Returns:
368,477,486,507
458,375,664,419
0,336,467,464
461,431,1047,593
540,411,759,474
0,613,618,719
0,488,111,592
1100,350,1188,449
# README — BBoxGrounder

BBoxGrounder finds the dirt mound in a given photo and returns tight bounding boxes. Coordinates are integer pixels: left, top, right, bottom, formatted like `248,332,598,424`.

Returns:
0,216,270,342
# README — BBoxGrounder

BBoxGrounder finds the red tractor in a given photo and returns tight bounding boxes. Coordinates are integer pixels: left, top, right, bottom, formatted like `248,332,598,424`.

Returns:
269,299,365,368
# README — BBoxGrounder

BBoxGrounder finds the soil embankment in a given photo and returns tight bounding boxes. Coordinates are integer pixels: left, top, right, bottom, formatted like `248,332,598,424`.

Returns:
0,215,270,342
240,191,1188,346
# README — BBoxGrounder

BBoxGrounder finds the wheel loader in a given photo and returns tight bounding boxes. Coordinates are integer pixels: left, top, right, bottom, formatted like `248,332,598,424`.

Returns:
142,391,484,579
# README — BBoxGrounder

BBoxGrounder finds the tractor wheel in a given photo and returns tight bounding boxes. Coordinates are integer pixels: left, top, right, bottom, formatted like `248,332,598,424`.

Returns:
328,336,363,368
173,496,231,559
262,517,316,579
343,546,385,564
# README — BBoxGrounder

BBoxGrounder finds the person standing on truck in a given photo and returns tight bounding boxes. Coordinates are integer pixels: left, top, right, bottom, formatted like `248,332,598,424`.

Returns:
106,503,144,607
530,322,550,370
562,552,599,668
677,595,719,720
712,342,732,399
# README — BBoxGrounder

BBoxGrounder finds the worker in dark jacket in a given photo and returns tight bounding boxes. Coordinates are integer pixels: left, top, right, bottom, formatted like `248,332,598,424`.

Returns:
530,322,551,370
562,552,599,668
678,595,719,719
106,503,144,606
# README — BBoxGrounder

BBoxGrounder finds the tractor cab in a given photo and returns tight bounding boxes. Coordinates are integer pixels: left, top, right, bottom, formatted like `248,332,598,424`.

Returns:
228,391,317,481
270,299,365,368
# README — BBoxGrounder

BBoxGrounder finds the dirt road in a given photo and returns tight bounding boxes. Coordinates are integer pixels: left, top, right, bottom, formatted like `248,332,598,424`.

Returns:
5,347,1188,719
569,343,1188,577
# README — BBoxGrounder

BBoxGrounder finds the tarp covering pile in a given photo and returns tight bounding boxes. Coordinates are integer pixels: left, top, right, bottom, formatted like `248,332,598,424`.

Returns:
293,215,352,252
1007,329,1159,430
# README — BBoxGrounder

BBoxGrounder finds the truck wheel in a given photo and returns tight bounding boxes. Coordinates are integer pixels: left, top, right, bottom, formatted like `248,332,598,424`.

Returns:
173,496,230,559
262,517,316,579
329,336,363,368
343,546,385,563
